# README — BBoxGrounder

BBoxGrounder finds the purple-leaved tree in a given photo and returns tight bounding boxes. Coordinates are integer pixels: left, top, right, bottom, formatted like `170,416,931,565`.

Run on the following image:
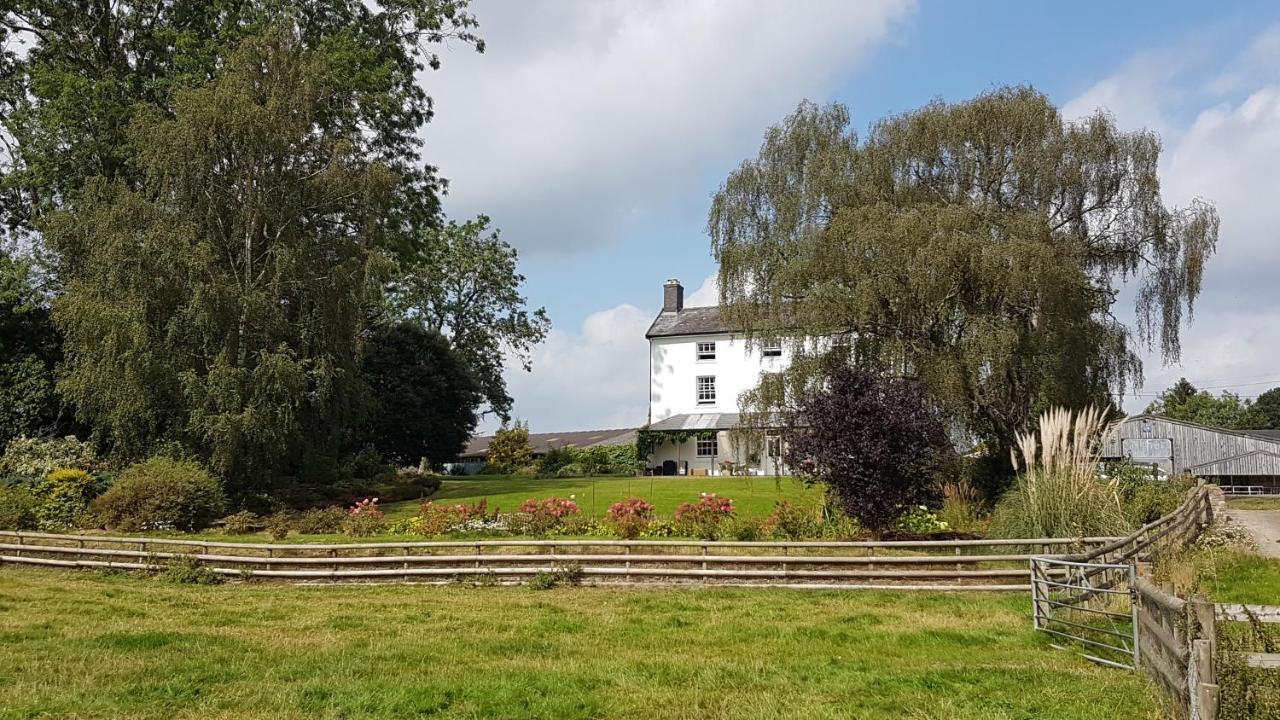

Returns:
785,368,953,535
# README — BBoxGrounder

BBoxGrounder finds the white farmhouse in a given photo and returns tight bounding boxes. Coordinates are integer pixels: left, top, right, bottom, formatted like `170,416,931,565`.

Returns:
645,279,789,476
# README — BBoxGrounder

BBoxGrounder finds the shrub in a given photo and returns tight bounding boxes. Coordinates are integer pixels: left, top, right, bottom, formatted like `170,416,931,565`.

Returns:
763,501,820,540
1111,462,1194,525
990,407,1129,539
161,555,223,585
555,463,587,478
938,480,985,533
487,422,533,474
0,435,99,477
0,484,40,530
416,499,493,536
785,368,952,535
676,493,735,539
35,468,104,529
895,506,949,534
538,445,577,475
726,516,764,541
477,462,507,475
341,446,394,482
448,464,469,476
606,497,654,539
291,506,347,535
221,510,259,535
90,456,226,532
518,496,581,534
341,498,387,537
266,514,290,541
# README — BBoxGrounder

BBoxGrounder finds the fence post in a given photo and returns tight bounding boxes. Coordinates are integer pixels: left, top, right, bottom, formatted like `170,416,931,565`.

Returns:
1190,598,1218,720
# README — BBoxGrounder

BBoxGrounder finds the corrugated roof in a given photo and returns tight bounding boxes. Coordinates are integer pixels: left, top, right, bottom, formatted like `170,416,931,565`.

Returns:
648,413,741,431
459,427,638,460
645,306,729,339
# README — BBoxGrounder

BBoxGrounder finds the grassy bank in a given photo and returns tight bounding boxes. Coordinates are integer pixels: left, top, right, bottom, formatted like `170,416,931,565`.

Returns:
1193,552,1280,605
381,474,821,521
0,568,1159,720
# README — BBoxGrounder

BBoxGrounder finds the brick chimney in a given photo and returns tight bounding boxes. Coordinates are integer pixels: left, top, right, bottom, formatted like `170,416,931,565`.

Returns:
663,279,684,313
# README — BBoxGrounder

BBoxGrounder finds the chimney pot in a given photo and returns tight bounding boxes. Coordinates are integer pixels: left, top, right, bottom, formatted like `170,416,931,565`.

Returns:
663,279,684,313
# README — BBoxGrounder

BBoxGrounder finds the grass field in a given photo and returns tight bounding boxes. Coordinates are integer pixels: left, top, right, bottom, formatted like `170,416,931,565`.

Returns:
1225,497,1280,511
0,568,1161,720
382,475,821,521
1195,551,1280,604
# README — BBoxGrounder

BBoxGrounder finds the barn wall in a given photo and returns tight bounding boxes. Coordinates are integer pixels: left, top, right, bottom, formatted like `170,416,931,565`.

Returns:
1107,417,1280,475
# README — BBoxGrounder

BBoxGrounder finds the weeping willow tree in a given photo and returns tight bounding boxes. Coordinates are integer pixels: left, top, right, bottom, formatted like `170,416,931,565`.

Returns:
709,87,1218,481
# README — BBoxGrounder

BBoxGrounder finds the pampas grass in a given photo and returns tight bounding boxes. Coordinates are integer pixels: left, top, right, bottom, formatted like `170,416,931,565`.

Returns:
990,406,1130,539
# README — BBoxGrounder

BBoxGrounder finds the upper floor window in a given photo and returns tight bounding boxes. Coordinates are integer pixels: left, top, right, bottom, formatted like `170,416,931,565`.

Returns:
696,435,718,457
762,340,782,358
696,376,716,405
696,341,716,361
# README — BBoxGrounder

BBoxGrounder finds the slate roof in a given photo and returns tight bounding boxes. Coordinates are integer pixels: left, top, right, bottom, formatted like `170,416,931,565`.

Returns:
645,305,730,339
1246,429,1280,441
458,427,637,460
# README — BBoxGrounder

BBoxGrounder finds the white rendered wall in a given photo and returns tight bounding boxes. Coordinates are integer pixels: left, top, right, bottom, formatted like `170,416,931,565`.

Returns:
648,333,791,422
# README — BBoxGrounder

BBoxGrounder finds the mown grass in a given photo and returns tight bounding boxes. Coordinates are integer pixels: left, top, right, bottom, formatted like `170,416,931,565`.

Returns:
0,567,1161,720
381,474,821,521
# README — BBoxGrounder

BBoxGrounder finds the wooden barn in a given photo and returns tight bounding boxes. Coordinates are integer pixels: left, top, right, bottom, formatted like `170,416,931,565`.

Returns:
1105,414,1280,494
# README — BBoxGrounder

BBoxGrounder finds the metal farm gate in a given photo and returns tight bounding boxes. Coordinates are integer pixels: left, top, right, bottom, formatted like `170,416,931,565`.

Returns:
1031,556,1139,669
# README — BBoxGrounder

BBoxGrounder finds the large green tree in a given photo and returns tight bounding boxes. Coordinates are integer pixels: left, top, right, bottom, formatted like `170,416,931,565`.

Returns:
391,216,550,419
1145,378,1254,429
359,322,481,466
0,248,62,446
44,29,396,494
1,0,481,252
709,88,1218,471
1248,387,1280,430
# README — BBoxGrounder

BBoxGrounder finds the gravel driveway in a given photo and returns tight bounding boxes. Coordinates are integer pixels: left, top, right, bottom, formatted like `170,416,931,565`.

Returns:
1228,508,1280,558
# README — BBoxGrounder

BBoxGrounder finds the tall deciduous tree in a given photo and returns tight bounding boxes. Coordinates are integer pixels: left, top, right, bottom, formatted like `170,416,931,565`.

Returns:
1,0,481,252
391,216,550,419
710,88,1218,475
45,29,395,494
359,322,481,467
785,368,953,535
1145,378,1253,429
0,248,62,446
1248,387,1280,430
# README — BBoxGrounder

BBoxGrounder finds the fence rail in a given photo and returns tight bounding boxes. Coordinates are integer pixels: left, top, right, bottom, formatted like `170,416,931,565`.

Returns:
0,530,1120,590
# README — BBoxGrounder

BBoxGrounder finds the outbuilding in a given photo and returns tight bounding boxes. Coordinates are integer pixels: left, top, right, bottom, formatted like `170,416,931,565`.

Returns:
1105,415,1280,494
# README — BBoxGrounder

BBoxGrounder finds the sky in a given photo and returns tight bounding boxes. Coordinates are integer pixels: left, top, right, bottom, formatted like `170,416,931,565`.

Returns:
420,0,1280,433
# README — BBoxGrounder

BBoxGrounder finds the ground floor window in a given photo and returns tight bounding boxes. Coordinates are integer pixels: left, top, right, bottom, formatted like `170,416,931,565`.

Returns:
766,435,782,458
696,435,718,457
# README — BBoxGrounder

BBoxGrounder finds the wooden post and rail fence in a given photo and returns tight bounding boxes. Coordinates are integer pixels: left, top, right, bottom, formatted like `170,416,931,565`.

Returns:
1028,483,1278,720
1,481,1273,718
0,532,1119,590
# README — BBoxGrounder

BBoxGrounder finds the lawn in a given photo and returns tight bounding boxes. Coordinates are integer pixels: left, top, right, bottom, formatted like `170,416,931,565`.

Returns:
0,568,1161,720
382,474,821,521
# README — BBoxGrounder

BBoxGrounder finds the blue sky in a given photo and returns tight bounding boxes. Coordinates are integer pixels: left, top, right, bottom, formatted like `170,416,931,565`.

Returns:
423,1,1280,432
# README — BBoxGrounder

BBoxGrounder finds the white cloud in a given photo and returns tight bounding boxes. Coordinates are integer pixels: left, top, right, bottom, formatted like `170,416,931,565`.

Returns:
484,303,653,432
684,273,718,307
425,0,915,256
